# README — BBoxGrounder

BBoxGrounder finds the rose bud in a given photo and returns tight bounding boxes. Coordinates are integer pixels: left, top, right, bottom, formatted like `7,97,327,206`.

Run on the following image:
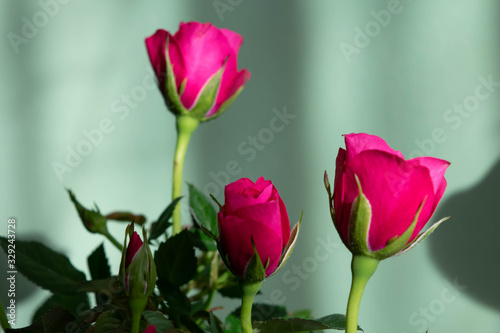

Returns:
120,224,156,298
119,224,157,332
67,189,107,234
213,177,301,282
68,190,143,250
324,133,450,260
145,22,251,122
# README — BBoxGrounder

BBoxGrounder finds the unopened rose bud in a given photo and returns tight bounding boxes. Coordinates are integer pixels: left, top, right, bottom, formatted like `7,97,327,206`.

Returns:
67,189,107,234
216,177,301,281
120,224,157,333
120,224,156,299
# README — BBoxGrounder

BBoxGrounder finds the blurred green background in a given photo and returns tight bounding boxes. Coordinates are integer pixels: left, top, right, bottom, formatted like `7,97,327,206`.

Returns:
1,0,500,331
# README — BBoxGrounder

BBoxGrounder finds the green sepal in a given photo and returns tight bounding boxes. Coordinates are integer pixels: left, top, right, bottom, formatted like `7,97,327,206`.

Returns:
393,216,450,257
323,170,336,225
142,227,157,296
163,36,186,116
347,175,372,256
269,212,302,277
325,171,353,252
243,238,267,282
372,198,425,260
118,223,133,283
203,84,244,122
188,62,226,121
210,194,223,211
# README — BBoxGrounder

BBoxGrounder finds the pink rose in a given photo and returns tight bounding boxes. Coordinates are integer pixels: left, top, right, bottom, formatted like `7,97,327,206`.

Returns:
217,178,297,279
145,22,250,121
326,133,450,259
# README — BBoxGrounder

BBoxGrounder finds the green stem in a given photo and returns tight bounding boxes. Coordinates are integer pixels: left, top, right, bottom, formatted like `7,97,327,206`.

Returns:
204,252,219,310
129,296,148,333
172,116,199,235
103,230,123,251
0,299,11,331
240,280,262,333
345,255,379,333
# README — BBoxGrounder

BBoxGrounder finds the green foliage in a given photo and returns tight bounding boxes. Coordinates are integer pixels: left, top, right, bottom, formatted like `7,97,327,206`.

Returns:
32,293,89,322
224,314,242,333
253,314,361,332
0,237,86,294
7,307,75,333
209,312,224,333
188,183,218,237
154,229,197,287
87,243,111,280
143,311,174,332
150,196,183,241
94,310,127,333
7,180,332,333
189,228,217,252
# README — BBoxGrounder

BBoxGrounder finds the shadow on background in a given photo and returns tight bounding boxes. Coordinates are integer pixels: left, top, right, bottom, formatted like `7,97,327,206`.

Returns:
0,234,48,317
430,158,500,311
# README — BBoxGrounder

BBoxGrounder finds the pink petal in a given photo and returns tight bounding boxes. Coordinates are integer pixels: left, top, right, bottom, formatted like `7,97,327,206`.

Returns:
333,148,348,242
145,29,185,94
232,200,283,237
219,28,244,55
408,157,450,210
125,231,143,268
218,212,283,277
167,34,186,90
244,179,273,200
173,22,235,109
145,30,168,94
224,178,274,213
344,133,405,161
207,69,250,117
344,150,435,251
225,178,255,194
278,196,291,248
